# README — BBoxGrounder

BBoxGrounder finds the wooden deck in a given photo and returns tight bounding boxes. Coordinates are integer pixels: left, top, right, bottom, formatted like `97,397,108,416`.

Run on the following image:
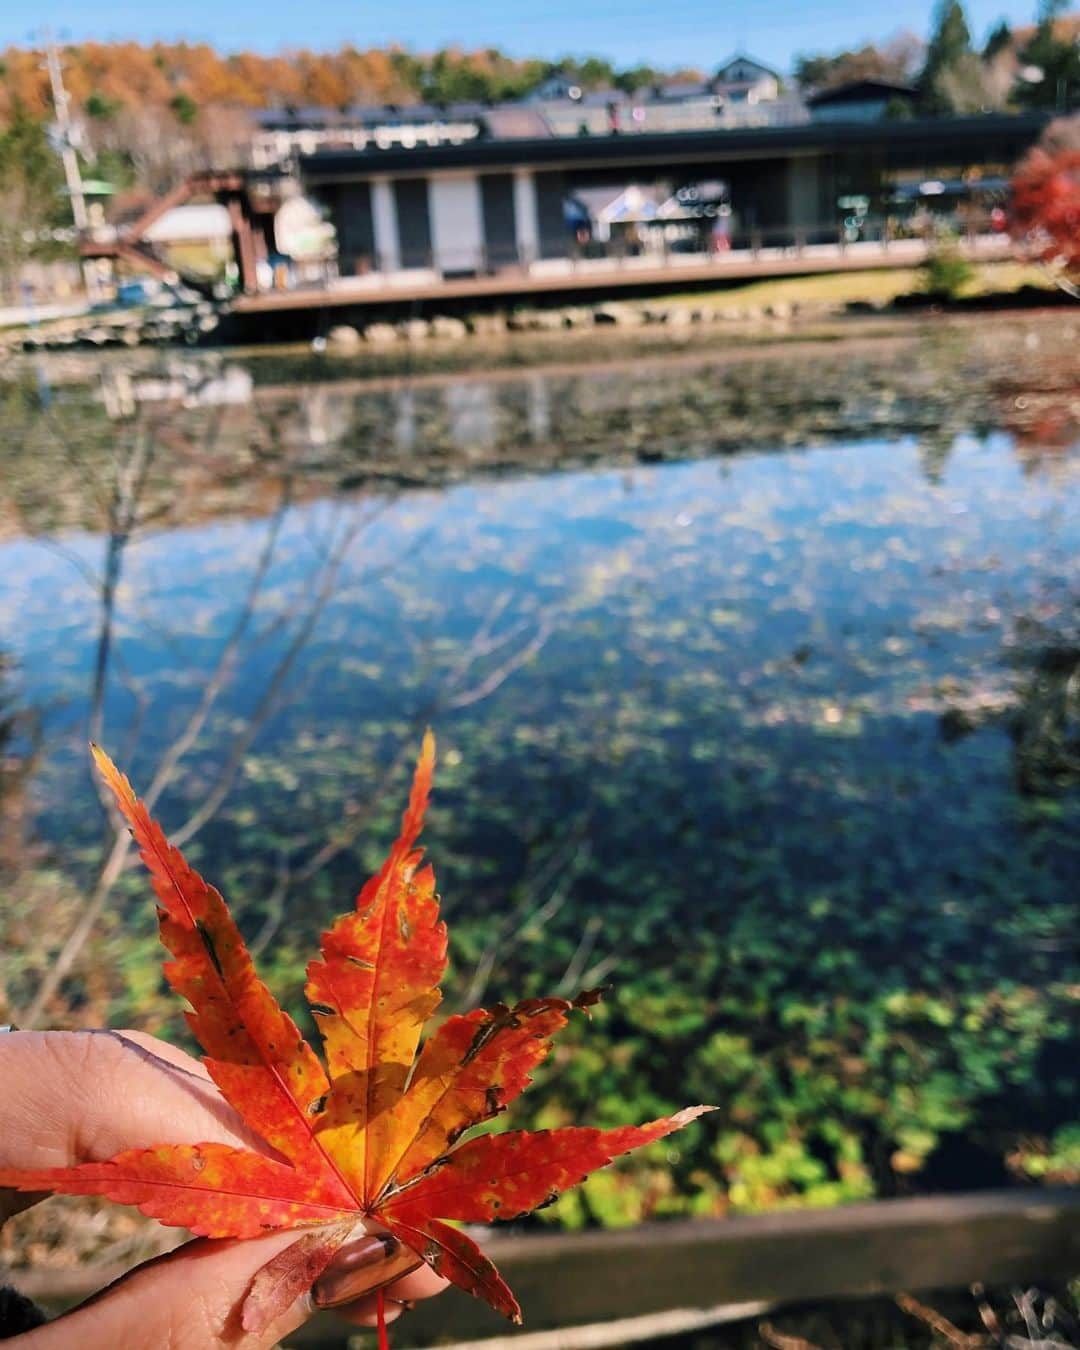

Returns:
232,235,1012,316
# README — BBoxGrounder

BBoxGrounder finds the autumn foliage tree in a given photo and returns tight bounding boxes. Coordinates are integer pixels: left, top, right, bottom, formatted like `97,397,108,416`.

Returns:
0,40,565,125
0,39,627,203
1010,120,1080,292
793,33,923,92
0,109,65,301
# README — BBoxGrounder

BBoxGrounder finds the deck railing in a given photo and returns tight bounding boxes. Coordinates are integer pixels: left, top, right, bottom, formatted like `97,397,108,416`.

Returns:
12,1187,1074,1346
329,225,1011,293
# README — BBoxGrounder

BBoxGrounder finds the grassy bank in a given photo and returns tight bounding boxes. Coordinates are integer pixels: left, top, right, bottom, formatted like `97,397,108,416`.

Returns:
655,259,1053,311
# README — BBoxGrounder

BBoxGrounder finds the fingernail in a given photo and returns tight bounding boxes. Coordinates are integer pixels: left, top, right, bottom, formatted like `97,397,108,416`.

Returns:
311,1233,423,1308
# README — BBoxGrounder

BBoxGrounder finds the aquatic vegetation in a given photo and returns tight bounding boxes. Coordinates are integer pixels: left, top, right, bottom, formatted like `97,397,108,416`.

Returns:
0,325,1076,1224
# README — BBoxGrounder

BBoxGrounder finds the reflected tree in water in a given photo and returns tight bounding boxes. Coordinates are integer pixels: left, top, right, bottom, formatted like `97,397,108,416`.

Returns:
1009,608,1080,796
0,331,1076,1229
7,367,559,1030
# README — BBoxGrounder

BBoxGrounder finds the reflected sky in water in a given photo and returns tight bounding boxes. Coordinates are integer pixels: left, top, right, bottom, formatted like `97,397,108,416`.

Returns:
2,405,1077,903
2,338,1078,1208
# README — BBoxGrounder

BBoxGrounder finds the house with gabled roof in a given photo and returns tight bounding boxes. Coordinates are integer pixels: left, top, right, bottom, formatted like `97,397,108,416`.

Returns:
713,55,782,103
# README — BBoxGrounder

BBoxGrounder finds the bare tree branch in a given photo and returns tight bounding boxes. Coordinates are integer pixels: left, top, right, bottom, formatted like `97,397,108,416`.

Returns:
139,486,291,816
461,827,591,1008
167,510,365,851
446,619,553,710
758,1322,824,1350
556,914,603,997
896,1292,990,1348
18,827,134,1028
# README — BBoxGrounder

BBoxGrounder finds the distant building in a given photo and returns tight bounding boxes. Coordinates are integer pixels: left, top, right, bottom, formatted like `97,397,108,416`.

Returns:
653,80,713,101
299,112,1047,282
129,203,233,272
527,74,591,102
142,203,233,245
536,63,802,137
251,105,484,169
248,56,801,168
481,106,554,139
713,55,782,103
807,80,919,123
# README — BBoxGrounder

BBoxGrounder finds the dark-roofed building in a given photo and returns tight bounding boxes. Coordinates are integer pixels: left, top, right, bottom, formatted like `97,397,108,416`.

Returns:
481,106,554,140
251,104,486,169
807,80,920,122
300,112,1048,280
654,80,714,101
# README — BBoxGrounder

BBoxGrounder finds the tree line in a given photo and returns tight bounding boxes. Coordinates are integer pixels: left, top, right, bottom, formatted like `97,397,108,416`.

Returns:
0,0,1075,133
0,44,695,127
795,0,1079,114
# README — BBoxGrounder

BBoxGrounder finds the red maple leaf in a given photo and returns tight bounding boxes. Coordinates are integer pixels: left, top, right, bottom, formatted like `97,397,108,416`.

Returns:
0,734,712,1332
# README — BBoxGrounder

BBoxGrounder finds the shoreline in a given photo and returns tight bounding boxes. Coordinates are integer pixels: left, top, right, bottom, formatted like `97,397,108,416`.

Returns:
13,303,1078,394
5,253,1069,365
3,312,1076,544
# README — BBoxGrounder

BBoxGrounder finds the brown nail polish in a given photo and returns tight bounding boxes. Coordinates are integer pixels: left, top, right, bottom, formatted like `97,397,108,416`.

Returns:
312,1233,423,1308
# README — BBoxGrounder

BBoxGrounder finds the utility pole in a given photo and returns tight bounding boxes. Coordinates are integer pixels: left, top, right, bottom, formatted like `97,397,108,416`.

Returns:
44,36,88,232
42,33,100,298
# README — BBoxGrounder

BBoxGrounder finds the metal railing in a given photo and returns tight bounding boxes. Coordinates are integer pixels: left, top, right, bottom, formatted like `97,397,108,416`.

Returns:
324,221,1010,292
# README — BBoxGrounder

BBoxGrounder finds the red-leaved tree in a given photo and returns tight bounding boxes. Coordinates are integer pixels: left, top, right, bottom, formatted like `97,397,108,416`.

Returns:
1010,139,1080,295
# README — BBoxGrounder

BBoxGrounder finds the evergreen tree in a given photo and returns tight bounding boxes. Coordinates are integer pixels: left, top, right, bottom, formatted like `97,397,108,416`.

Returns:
1015,0,1080,110
982,19,1013,60
0,108,65,298
919,0,975,112
614,65,661,95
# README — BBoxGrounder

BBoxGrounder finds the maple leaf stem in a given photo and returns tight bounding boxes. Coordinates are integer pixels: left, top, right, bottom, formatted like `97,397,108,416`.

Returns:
377,1287,390,1350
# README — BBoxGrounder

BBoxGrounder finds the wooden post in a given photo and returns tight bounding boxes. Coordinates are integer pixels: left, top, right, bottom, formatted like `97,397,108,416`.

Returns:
227,196,259,295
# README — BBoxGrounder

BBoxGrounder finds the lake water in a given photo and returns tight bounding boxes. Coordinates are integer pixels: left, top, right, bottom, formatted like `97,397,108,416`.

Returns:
0,323,1077,1225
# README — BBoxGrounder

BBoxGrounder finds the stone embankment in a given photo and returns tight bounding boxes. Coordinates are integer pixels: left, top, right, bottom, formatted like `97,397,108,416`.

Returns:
3,294,873,356
320,298,840,352
5,299,221,354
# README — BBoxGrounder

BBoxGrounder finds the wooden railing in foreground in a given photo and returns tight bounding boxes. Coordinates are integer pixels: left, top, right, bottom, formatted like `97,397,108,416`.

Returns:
316,1187,1080,1347
8,1187,1078,1347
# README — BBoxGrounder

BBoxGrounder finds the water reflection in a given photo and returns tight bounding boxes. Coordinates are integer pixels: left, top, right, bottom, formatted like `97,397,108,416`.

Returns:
0,328,1077,1218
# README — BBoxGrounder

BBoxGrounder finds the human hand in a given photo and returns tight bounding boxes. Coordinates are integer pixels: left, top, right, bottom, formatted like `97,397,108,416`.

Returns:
0,1030,448,1348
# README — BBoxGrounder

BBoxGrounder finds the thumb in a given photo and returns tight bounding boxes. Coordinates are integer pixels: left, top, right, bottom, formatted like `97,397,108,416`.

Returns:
20,1228,332,1349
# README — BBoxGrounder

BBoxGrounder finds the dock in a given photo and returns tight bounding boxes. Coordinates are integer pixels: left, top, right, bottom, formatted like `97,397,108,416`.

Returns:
230,234,1012,320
